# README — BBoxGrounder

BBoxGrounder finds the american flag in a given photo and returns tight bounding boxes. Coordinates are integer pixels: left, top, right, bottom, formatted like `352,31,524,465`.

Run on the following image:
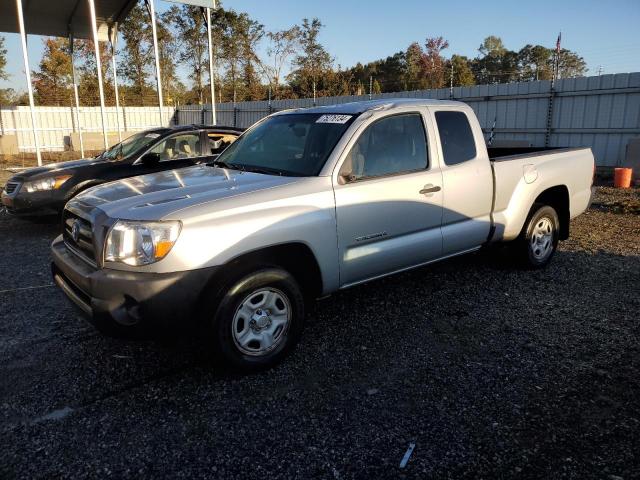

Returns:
556,32,562,53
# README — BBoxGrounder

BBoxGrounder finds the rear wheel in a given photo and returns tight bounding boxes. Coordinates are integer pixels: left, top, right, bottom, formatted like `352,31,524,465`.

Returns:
514,203,560,269
209,268,305,371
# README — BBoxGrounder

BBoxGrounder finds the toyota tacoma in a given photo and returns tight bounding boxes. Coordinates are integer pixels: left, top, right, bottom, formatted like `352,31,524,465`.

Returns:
51,99,594,370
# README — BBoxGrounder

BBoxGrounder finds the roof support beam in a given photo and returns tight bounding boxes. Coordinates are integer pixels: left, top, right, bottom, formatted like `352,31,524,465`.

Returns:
146,0,164,126
88,0,109,150
15,0,42,165
69,32,85,157
206,3,217,125
109,22,122,143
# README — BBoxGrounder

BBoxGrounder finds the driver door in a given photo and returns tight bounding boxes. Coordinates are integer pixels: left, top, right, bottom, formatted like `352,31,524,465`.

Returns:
333,112,443,287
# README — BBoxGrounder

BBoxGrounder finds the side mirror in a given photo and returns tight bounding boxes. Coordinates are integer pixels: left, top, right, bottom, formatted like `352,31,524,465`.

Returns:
140,152,161,165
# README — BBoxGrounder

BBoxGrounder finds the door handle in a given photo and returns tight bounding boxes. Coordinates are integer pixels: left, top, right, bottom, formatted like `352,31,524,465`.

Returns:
419,184,441,195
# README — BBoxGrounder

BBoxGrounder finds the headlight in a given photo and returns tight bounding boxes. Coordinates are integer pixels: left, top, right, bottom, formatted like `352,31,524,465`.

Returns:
104,220,181,266
24,175,71,192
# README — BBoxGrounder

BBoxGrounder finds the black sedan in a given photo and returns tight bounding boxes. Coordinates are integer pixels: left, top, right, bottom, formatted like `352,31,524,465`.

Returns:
1,125,243,217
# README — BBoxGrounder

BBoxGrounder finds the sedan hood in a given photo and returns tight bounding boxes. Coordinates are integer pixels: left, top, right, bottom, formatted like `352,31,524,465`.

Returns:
69,165,299,220
11,158,104,180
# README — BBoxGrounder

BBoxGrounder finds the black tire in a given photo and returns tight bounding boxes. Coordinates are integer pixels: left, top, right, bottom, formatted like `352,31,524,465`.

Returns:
514,203,560,269
209,268,305,371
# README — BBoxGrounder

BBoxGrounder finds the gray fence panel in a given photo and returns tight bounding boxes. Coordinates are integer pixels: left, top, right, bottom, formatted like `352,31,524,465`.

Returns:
2,73,638,166
173,73,638,166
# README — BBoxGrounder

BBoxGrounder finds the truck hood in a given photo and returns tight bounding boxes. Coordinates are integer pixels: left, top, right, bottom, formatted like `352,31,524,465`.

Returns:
69,165,299,220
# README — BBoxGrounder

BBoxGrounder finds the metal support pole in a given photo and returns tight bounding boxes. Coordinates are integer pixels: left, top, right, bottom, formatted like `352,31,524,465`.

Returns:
69,33,85,157
88,0,109,150
146,0,164,126
15,0,41,165
109,23,122,143
450,63,454,99
206,3,217,125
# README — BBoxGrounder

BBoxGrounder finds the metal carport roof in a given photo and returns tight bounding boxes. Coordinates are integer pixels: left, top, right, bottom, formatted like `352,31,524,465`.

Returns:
0,0,136,40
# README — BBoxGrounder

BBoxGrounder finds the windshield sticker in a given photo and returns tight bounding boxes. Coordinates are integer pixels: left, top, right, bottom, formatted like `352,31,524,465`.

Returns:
145,133,161,139
316,114,352,124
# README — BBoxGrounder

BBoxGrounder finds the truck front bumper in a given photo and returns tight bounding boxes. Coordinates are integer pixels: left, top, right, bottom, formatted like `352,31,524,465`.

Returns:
51,235,218,335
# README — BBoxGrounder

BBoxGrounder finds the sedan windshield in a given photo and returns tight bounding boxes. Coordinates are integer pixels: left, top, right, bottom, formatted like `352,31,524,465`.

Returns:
215,113,356,176
99,131,165,161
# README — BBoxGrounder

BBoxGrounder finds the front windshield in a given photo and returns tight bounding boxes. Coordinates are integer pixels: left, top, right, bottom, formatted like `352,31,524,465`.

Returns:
216,113,356,176
99,131,165,161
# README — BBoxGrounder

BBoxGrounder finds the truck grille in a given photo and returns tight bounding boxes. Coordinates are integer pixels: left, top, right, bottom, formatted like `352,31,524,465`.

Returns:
4,182,20,194
62,210,97,265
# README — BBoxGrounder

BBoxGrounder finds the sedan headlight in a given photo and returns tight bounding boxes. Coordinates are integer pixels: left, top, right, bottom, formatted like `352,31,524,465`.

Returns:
24,175,72,192
104,220,181,266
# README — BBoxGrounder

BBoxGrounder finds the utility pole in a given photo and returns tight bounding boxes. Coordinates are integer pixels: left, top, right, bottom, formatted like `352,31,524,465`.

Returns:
597,65,604,76
313,80,316,106
369,76,373,100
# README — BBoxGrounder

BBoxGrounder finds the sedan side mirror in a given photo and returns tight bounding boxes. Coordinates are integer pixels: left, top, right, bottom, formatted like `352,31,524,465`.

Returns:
140,152,161,165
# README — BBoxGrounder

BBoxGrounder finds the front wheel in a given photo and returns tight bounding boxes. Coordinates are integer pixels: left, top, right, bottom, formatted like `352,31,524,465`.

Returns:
514,204,560,269
209,268,305,371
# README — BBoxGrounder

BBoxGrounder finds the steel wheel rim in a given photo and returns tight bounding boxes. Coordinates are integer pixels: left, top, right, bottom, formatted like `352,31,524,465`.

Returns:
231,287,291,356
530,216,554,260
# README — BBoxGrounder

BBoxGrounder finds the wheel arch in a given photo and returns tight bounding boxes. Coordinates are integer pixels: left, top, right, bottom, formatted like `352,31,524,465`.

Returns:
532,185,570,239
204,242,324,304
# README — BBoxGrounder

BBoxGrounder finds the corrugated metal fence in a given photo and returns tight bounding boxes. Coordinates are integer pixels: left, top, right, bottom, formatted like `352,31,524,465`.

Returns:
179,72,640,167
0,106,176,152
2,72,638,166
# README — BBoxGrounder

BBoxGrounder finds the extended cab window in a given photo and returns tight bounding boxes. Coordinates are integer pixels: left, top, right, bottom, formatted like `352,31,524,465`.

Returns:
150,133,201,161
340,113,428,181
435,111,477,165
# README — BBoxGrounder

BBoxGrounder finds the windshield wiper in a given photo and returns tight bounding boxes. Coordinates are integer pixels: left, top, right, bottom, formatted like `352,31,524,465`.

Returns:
211,160,242,170
240,165,285,176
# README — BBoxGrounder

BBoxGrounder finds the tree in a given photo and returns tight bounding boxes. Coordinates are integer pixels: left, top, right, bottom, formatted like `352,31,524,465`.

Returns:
473,36,518,84
219,10,264,102
518,44,554,81
157,10,184,105
557,49,587,78
450,55,475,87
166,4,208,103
76,39,115,106
404,42,425,90
32,38,73,105
422,36,449,89
288,18,334,98
264,26,300,99
0,36,8,81
120,1,152,105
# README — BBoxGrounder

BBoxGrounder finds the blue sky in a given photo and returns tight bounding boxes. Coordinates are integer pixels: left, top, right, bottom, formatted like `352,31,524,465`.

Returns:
2,0,639,91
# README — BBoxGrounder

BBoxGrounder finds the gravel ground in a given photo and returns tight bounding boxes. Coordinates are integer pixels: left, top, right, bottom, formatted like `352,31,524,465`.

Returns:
0,187,638,479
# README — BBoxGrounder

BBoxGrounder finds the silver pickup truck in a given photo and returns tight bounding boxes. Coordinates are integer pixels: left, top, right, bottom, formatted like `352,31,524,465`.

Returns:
51,99,594,370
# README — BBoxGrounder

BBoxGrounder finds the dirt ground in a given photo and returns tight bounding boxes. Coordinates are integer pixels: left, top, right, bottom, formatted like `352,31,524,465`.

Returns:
0,187,638,479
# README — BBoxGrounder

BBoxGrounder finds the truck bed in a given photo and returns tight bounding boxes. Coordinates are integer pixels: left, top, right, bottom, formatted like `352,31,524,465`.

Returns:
488,146,594,242
488,146,569,161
